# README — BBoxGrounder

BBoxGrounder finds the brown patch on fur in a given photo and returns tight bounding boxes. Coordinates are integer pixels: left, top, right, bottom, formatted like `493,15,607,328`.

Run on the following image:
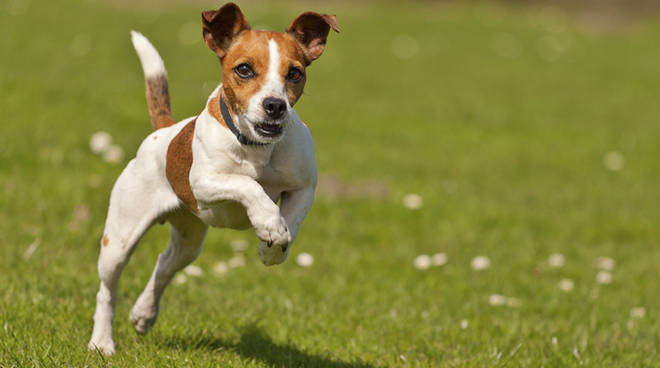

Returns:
145,75,175,130
102,234,109,247
166,118,199,213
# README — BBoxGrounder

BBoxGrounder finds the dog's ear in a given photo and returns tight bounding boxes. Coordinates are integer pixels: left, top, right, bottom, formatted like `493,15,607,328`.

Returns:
202,3,250,58
287,12,339,65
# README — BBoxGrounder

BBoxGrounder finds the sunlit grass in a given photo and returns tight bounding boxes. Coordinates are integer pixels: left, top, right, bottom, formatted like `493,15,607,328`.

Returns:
1,0,659,366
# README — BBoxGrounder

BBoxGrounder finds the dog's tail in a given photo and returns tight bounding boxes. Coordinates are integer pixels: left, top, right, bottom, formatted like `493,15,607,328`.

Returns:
131,31,176,130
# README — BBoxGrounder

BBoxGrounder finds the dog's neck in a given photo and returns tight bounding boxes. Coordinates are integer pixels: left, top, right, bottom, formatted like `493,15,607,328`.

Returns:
198,86,276,170
219,95,266,146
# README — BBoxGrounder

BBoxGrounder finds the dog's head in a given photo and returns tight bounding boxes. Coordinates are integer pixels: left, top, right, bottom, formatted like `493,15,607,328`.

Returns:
202,3,339,144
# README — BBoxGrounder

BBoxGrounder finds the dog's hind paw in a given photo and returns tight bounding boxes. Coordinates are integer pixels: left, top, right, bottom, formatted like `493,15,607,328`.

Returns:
88,338,115,356
129,305,159,335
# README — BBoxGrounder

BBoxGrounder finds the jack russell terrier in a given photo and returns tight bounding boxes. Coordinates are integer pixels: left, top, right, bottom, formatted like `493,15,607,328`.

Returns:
88,2,338,355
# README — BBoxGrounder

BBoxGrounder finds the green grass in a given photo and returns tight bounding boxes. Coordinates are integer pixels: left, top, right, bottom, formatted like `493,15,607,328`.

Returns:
1,0,660,366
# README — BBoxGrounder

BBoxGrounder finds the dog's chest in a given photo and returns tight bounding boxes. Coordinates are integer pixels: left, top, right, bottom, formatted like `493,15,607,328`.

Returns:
197,158,290,230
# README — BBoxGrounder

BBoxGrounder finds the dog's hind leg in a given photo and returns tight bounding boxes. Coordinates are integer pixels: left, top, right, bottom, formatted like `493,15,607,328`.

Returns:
88,161,175,355
130,210,207,334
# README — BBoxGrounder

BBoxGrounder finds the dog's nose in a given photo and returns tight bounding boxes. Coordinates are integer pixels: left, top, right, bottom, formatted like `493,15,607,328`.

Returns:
262,97,286,119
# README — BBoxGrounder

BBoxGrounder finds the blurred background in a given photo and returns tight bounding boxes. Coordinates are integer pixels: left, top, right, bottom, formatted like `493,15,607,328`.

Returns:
1,0,659,366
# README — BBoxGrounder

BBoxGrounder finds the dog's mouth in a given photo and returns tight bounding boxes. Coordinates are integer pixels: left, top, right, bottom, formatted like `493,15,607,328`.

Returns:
254,123,283,137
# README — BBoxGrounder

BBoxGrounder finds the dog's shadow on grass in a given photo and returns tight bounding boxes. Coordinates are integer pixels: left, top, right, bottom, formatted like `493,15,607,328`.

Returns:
161,323,378,368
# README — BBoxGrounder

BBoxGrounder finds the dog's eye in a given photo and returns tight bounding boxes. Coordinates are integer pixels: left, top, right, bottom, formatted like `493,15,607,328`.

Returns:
286,67,304,82
234,63,255,79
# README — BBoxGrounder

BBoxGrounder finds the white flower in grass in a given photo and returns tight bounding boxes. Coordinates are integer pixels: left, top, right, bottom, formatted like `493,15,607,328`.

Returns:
228,255,245,268
471,256,490,271
603,151,624,171
431,253,448,266
488,294,507,306
594,256,615,271
630,307,646,319
460,319,469,329
413,254,432,270
213,261,228,275
296,252,314,267
402,193,423,210
489,294,521,307
103,145,124,164
548,253,565,268
595,270,613,284
90,131,112,154
558,278,574,292
184,265,203,277
573,347,581,360
173,274,187,285
551,336,558,345
24,239,39,259
230,239,249,253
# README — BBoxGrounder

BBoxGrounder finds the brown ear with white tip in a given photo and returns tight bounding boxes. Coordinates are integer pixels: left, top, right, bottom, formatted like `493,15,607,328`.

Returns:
202,2,250,58
287,12,339,65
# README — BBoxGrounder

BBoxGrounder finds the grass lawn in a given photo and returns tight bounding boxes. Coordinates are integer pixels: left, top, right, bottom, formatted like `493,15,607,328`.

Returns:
1,0,659,366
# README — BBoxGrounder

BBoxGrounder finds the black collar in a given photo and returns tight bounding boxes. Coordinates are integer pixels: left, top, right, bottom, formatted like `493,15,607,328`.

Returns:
220,96,266,146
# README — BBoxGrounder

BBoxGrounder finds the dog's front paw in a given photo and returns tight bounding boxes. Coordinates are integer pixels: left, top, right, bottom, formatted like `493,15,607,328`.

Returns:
258,240,289,266
253,213,290,266
254,214,291,248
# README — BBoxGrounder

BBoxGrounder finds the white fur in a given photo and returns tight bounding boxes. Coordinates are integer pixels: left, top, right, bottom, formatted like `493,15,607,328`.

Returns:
88,35,317,355
131,30,166,78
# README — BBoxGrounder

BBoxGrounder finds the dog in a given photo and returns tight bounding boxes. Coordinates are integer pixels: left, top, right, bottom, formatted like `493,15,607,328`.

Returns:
88,2,338,355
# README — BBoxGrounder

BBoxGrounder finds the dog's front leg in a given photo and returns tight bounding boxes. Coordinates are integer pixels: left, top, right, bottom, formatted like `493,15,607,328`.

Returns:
258,186,315,265
192,174,291,248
